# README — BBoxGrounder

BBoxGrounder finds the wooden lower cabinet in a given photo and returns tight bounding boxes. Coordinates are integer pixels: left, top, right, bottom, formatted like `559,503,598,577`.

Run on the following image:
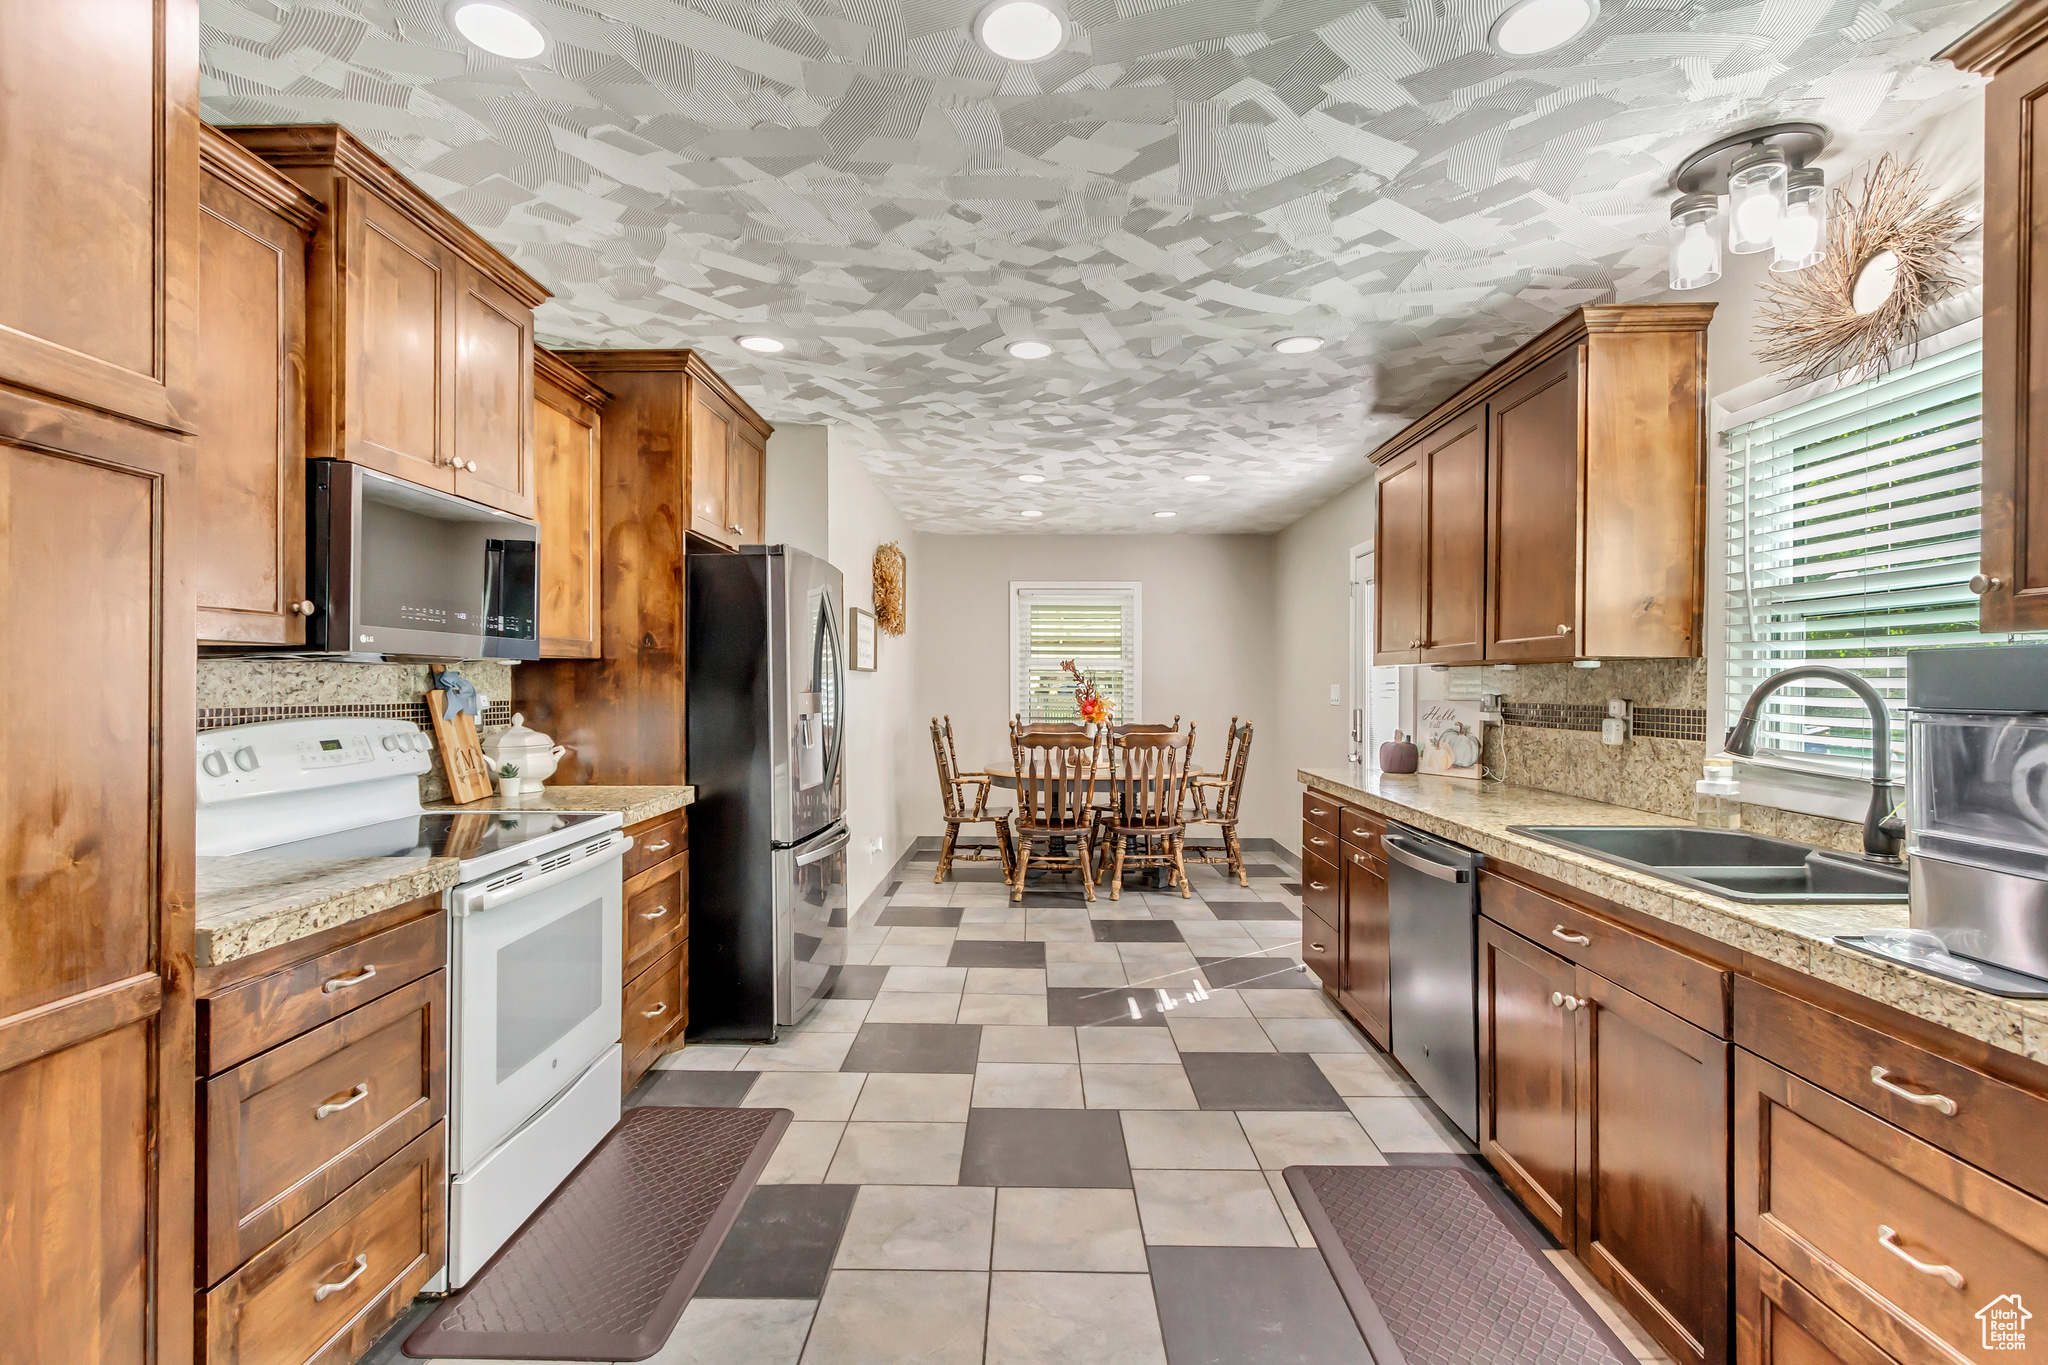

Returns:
1339,846,1390,1050
1737,1242,1898,1365
1478,918,1577,1245
621,809,689,1093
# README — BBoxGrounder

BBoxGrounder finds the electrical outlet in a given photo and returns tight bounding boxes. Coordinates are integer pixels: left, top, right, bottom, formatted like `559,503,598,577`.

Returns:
1601,717,1628,746
1607,697,1631,719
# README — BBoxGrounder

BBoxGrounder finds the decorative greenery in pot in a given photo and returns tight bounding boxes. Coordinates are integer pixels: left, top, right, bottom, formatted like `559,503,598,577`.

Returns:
1755,153,1971,382
873,541,907,636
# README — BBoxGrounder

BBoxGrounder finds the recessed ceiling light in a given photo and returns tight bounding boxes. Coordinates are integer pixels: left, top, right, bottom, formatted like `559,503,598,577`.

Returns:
1017,473,1046,483
1153,510,1177,519
1487,0,1598,55
1020,509,1043,518
1272,336,1324,354
1183,474,1212,483
448,1,548,58
975,1,1066,62
738,335,785,353
1006,340,1052,360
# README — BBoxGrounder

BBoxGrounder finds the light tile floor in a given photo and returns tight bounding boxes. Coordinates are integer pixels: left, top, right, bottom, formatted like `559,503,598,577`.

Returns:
391,852,1673,1365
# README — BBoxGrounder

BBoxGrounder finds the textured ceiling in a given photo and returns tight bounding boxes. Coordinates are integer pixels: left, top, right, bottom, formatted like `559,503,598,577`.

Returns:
199,0,1994,533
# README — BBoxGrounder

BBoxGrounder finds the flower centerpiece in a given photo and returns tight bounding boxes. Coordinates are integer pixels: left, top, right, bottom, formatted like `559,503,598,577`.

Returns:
1061,659,1115,734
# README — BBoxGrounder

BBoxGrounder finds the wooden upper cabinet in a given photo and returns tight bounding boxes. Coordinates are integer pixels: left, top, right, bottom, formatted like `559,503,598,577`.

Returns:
731,423,766,544
0,0,199,432
689,387,737,545
1422,415,1486,663
223,126,547,512
533,349,606,659
1949,4,2048,632
1368,303,1711,663
1373,449,1425,664
1488,348,1584,661
195,128,320,647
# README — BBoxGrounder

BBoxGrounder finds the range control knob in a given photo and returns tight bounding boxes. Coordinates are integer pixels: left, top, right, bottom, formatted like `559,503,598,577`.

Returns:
201,751,229,778
232,747,260,772
381,735,400,751
411,734,431,752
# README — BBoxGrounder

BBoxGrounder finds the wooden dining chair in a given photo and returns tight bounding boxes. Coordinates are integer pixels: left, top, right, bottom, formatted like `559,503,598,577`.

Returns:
1009,730,1102,903
931,716,1015,883
1096,727,1197,900
1185,717,1253,886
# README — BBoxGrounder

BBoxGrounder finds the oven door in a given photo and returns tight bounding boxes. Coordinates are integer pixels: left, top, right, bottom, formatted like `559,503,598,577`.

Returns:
448,833,625,1173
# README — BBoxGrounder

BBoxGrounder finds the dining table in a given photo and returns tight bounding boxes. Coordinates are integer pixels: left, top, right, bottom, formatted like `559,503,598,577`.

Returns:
980,762,1202,889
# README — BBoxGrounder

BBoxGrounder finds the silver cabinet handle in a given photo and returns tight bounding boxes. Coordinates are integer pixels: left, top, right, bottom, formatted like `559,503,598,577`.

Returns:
1970,574,2003,595
314,1254,369,1302
1307,881,1326,891
1307,835,1328,846
1308,806,1328,816
645,840,671,853
1869,1066,1957,1115
315,1083,369,1119
1308,942,1327,953
642,1000,669,1018
641,904,670,920
1351,827,1372,837
322,964,377,994
1876,1225,1964,1289
1552,926,1591,946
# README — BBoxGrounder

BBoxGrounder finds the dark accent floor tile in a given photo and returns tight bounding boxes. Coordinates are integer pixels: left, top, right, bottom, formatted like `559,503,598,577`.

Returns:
1149,1247,1371,1365
628,1069,760,1109
947,939,1048,968
360,1296,437,1365
886,881,902,896
1280,882,1302,896
1204,900,1299,923
695,1184,859,1298
877,905,965,927
828,966,891,1001
1046,985,1167,1028
1092,919,1183,942
960,1108,1132,1188
1239,864,1286,878
1198,956,1315,990
839,1022,983,1074
1182,1052,1349,1112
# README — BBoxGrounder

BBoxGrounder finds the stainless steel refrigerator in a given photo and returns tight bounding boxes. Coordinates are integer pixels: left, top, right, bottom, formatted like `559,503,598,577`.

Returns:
687,545,848,1040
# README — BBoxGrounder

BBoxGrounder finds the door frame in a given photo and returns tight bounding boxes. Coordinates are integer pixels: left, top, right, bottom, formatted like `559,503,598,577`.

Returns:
1350,544,1408,765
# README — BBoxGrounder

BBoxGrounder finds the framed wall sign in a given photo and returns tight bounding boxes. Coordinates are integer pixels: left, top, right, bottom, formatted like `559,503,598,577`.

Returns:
849,606,878,671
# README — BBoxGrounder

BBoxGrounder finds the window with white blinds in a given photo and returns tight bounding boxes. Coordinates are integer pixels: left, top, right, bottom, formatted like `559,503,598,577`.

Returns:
1010,584,1141,724
1723,333,1984,774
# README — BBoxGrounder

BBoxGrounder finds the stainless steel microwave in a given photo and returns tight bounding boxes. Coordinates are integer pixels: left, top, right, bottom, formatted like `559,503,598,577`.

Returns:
305,460,539,660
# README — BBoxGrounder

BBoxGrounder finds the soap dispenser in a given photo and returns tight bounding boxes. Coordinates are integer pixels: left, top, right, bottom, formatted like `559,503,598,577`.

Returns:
1695,754,1741,830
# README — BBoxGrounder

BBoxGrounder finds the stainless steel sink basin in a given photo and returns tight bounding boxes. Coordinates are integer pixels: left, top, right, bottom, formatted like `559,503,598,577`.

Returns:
1506,826,1910,903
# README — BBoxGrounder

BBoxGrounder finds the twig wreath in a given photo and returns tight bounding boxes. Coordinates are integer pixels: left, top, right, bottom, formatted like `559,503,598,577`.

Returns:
873,541,907,636
1755,154,1971,382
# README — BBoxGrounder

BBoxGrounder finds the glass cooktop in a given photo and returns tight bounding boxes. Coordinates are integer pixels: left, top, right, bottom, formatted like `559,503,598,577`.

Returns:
261,809,617,877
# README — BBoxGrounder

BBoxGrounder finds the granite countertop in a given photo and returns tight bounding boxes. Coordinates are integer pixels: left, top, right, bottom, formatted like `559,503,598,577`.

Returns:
196,852,460,968
1299,765,2048,1065
427,784,694,826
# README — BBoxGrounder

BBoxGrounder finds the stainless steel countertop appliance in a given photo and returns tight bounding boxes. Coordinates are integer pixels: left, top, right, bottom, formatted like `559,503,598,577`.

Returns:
687,544,849,1041
1383,820,1482,1142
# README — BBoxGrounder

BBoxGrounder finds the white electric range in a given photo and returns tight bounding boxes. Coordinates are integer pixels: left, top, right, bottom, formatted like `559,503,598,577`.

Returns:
198,716,630,1288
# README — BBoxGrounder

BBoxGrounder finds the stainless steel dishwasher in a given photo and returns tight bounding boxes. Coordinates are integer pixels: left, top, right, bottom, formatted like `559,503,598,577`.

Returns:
1383,820,1482,1142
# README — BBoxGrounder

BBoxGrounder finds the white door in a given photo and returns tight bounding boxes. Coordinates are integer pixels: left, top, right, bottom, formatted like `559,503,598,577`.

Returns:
1351,548,1404,767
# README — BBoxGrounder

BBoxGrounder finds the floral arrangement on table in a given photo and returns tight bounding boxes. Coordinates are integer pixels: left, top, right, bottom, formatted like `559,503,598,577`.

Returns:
1061,659,1115,728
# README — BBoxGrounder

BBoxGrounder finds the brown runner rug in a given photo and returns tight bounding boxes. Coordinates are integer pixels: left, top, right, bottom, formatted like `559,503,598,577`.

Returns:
407,1105,791,1362
1285,1164,1638,1365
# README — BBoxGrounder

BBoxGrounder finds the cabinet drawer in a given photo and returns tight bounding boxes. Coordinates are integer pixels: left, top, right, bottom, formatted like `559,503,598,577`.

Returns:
1300,846,1340,926
1301,822,1339,864
1736,976,2048,1202
1302,792,1340,836
1302,908,1341,990
625,861,687,977
1481,871,1727,1036
624,941,685,1082
201,910,446,1075
203,971,446,1284
1338,808,1384,859
203,1123,445,1365
625,811,686,880
1736,1241,1898,1365
1736,1048,2048,1363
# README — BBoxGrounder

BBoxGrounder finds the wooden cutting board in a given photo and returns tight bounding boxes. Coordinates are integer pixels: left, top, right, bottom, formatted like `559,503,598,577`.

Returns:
427,682,495,804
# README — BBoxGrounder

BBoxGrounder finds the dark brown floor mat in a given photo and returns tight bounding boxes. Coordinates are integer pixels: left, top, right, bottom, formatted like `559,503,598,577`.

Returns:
407,1105,791,1362
1284,1164,1638,1365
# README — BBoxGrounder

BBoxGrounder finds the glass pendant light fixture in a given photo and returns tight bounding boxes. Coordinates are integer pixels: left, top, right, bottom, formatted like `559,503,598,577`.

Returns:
1668,194,1722,291
1726,147,1788,254
1770,169,1827,273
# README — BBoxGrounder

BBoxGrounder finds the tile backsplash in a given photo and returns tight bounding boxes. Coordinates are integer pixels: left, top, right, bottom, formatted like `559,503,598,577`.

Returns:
1457,658,1865,854
197,658,515,803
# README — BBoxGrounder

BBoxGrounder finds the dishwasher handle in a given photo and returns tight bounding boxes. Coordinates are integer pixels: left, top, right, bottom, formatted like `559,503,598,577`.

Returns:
1383,835,1470,884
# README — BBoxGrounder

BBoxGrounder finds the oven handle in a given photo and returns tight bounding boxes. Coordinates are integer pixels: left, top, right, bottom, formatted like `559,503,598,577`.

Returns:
796,829,851,867
452,833,632,916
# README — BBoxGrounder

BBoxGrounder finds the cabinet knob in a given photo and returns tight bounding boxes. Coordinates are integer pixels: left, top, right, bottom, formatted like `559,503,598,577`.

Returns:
729,523,744,533
292,599,315,616
1552,992,1584,1011
1555,624,1573,635
1970,574,2003,595
465,460,479,472
1408,637,1422,649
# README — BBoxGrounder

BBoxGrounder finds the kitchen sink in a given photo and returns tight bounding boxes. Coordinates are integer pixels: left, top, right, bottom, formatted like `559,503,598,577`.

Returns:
1507,826,1910,903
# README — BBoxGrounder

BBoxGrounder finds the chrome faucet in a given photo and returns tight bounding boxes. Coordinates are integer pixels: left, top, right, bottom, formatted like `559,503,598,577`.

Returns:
1724,665,1906,862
